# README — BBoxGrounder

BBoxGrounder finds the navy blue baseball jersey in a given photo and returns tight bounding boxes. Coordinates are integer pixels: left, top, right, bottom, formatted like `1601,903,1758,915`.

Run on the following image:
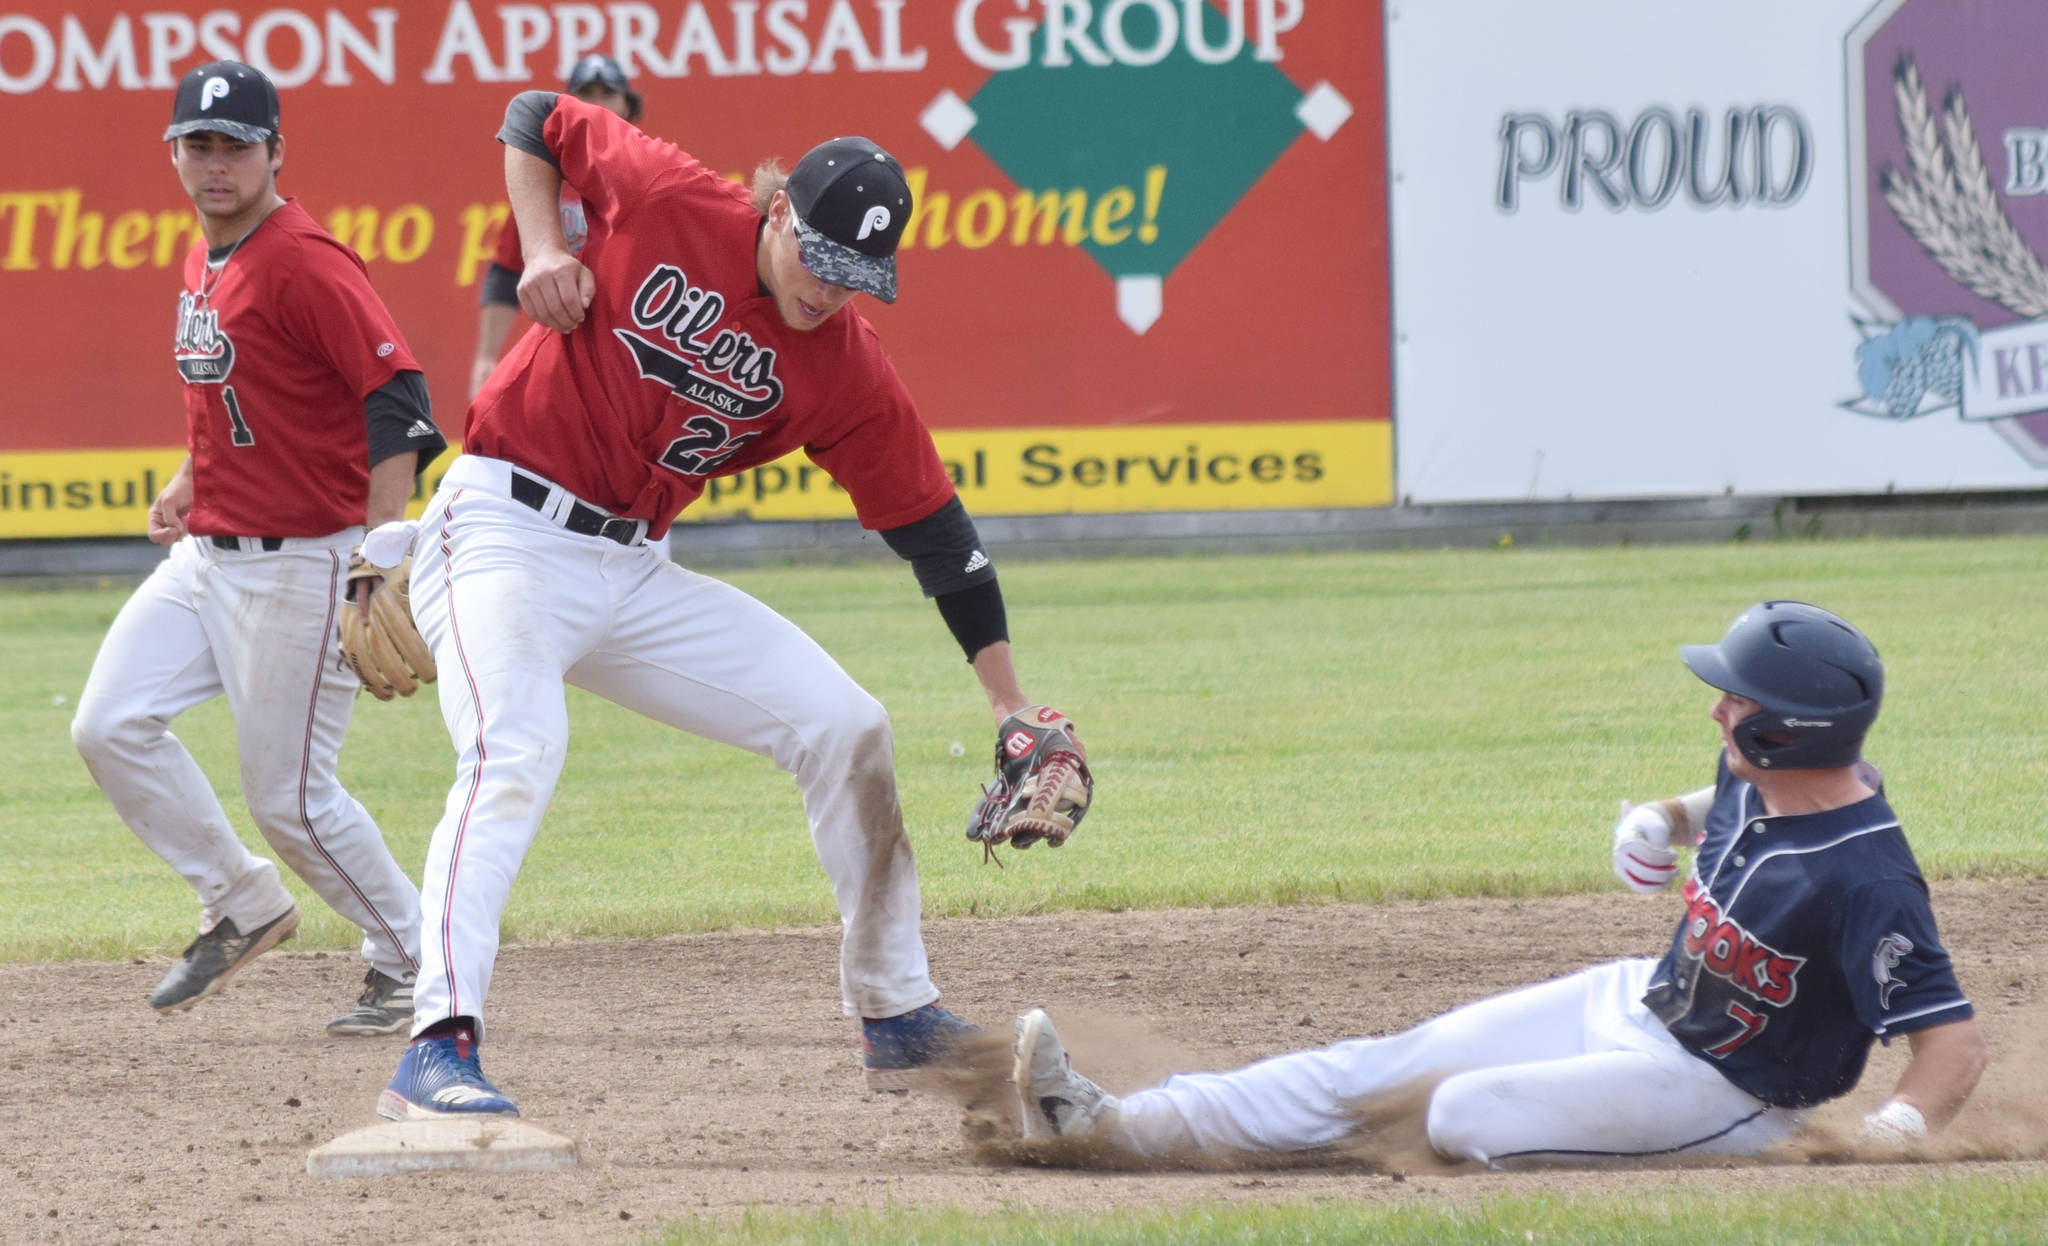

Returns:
1642,758,1972,1109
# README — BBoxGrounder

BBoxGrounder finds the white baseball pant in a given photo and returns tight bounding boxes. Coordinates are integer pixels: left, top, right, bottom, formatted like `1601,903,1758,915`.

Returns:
406,456,938,1036
1110,958,1802,1165
70,533,422,978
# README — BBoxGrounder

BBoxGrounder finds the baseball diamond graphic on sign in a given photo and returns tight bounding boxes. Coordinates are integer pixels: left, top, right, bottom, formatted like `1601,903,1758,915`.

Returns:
919,3,1349,334
1846,0,2048,466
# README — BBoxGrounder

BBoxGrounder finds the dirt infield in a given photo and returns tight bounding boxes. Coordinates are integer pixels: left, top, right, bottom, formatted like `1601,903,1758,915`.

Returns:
3,881,2042,1244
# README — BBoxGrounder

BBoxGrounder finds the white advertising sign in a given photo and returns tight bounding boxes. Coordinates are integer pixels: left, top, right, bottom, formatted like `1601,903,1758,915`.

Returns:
1387,0,2048,503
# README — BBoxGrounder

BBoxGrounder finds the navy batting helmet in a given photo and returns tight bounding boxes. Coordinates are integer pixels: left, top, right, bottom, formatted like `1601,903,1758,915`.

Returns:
1680,600,1883,770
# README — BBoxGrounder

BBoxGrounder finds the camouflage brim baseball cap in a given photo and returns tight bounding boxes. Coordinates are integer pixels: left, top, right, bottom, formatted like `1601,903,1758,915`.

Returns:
786,137,912,304
164,60,280,143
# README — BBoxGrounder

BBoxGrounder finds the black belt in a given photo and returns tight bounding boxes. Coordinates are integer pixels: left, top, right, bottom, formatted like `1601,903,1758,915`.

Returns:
210,535,284,551
508,471,642,546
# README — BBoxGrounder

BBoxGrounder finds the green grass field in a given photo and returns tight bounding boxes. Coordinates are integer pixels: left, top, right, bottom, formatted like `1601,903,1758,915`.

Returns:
6,535,2045,1241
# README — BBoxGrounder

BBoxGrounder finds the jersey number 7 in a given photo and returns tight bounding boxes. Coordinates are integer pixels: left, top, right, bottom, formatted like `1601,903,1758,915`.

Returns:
1704,1001,1768,1057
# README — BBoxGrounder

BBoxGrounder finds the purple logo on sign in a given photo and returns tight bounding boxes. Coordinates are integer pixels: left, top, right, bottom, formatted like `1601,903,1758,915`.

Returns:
1846,0,2048,465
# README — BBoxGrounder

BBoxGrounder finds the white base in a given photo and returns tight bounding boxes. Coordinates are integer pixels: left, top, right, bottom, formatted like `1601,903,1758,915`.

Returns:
307,1117,578,1177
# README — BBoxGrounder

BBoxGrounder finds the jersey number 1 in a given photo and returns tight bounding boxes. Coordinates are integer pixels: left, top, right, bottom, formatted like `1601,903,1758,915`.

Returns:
223,386,255,447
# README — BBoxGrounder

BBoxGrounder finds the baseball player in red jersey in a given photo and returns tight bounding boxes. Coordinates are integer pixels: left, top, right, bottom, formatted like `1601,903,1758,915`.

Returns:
1012,603,1988,1167
70,61,447,1036
467,55,644,398
379,92,1062,1119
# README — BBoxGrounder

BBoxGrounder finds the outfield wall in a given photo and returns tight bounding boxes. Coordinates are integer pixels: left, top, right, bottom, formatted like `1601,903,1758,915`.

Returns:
1388,0,2048,503
0,1,1388,538
7,1,2048,546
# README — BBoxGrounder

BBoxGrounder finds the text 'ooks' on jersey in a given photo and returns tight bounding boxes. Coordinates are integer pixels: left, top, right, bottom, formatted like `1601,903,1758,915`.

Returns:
174,200,419,537
467,93,956,543
1641,757,1972,1109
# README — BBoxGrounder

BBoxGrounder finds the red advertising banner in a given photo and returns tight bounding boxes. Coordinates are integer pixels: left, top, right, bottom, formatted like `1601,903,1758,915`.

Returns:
0,1,1388,534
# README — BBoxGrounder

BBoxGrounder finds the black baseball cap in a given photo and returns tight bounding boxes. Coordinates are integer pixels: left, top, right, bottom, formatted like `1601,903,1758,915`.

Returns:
164,60,280,143
565,54,642,122
786,137,912,303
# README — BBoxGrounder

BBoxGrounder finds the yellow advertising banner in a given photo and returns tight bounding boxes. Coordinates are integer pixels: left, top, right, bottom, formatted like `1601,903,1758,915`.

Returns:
0,422,1389,538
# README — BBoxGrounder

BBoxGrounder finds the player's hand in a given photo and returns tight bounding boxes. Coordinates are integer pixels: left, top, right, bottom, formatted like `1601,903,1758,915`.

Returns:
146,475,193,545
1611,800,1679,893
518,246,596,333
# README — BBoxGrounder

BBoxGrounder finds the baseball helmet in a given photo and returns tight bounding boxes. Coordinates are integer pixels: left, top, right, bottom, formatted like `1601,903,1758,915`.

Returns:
1680,600,1883,770
565,54,642,123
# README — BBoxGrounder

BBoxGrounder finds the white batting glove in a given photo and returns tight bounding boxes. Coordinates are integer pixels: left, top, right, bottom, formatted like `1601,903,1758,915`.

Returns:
1611,800,1679,893
361,519,421,568
1862,1099,1927,1146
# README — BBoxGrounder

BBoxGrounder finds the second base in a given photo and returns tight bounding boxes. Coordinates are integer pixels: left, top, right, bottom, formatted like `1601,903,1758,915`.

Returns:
307,1117,578,1177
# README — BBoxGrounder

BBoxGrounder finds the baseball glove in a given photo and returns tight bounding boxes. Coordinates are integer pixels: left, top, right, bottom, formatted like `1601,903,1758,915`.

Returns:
338,549,435,700
965,705,1092,862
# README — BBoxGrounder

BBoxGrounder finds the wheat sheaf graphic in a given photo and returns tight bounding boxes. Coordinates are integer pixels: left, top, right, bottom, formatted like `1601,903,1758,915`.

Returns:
1882,54,2048,318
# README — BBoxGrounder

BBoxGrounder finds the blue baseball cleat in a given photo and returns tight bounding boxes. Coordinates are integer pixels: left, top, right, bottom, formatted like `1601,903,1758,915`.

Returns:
376,1030,519,1119
861,1002,980,1092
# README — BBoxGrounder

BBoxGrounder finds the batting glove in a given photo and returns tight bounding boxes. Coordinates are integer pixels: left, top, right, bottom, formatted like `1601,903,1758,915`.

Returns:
1862,1099,1927,1146
1611,800,1679,893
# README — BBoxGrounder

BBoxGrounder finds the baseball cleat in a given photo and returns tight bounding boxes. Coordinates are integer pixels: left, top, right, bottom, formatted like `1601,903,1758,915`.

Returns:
377,1030,519,1119
860,1002,979,1093
326,968,416,1037
146,906,300,1013
1013,1008,1118,1140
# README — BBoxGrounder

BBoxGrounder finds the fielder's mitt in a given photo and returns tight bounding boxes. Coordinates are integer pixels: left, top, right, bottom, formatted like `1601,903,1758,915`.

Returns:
965,705,1092,862
338,549,435,700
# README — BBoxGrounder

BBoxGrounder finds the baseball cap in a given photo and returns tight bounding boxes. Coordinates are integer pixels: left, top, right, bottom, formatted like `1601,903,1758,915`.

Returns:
164,60,280,143
785,137,912,304
565,54,642,122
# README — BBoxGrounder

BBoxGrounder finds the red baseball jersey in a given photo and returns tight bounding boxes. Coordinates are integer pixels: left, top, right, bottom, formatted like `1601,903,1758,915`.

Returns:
172,199,419,536
467,96,954,540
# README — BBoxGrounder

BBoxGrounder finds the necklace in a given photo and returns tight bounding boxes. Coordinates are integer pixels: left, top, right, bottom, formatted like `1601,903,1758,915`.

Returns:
193,201,280,306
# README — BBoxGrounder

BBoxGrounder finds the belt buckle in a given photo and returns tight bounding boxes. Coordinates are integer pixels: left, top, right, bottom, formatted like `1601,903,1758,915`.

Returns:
597,516,636,546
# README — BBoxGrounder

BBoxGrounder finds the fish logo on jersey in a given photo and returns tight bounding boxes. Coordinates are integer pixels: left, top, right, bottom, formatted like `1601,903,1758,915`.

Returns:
173,290,234,383
615,263,785,420
1678,878,1807,1006
1872,933,1914,1010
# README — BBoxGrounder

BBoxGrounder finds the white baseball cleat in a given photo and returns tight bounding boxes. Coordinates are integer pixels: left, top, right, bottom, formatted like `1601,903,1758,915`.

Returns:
1012,1008,1118,1141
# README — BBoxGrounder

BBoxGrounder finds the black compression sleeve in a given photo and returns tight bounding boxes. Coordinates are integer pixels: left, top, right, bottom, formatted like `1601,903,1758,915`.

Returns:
498,91,559,166
934,578,1009,661
878,496,998,597
363,371,445,473
478,262,520,307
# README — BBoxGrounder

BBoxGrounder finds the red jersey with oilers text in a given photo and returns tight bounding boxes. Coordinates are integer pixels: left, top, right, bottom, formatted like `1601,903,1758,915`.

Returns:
172,199,418,536
466,96,954,541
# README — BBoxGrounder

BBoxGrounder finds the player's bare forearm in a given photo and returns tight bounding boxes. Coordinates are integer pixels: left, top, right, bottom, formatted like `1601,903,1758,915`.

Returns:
505,147,567,253
470,301,519,397
505,148,593,331
1886,1017,1988,1130
364,452,415,530
969,641,1030,723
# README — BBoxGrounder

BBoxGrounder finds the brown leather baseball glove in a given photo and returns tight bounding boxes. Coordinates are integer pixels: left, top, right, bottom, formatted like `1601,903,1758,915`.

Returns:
338,550,435,700
965,705,1092,861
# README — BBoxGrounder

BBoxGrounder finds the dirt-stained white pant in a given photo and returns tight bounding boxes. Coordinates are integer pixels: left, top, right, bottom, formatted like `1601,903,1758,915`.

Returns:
70,533,422,979
407,456,938,1037
1111,958,1802,1165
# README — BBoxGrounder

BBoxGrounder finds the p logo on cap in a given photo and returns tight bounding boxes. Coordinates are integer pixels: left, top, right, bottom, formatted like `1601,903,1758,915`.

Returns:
200,77,230,110
856,206,891,241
